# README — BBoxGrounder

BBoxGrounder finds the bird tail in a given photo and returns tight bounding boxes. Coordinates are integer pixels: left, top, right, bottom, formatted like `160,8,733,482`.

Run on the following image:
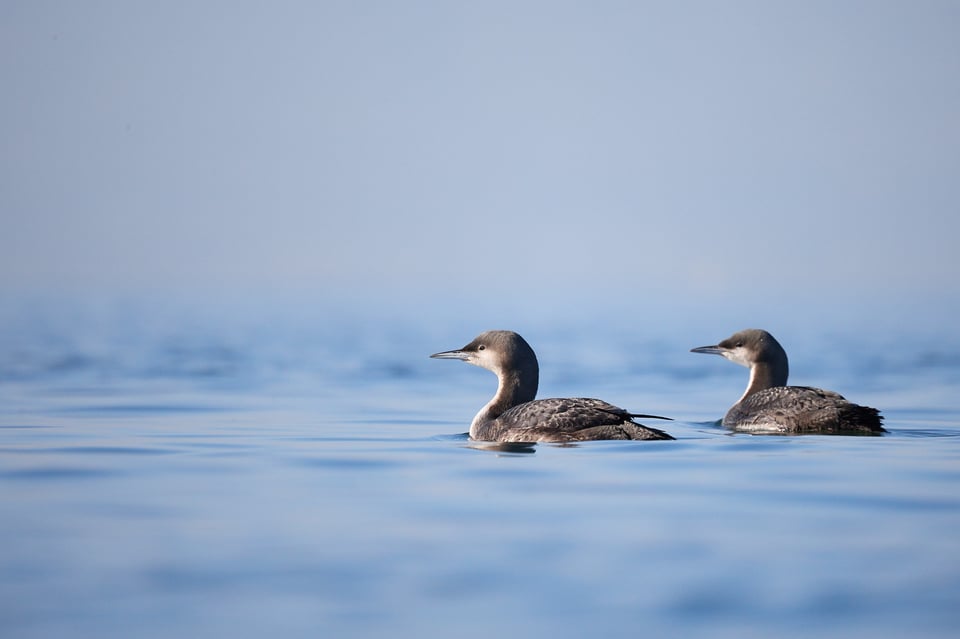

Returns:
628,413,672,421
838,405,885,434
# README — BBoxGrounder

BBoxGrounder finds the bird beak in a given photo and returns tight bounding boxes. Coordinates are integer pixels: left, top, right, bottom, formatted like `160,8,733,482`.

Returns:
690,344,724,355
430,348,470,361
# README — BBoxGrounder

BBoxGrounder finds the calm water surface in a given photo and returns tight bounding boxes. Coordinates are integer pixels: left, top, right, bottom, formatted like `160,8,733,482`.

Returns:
1,302,959,638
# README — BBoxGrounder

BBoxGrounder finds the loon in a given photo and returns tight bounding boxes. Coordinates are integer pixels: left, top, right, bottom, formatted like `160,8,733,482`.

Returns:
691,328,885,434
431,330,673,443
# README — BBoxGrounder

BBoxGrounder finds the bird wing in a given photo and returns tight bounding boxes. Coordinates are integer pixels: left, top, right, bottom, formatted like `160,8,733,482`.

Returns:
492,398,673,442
726,386,883,434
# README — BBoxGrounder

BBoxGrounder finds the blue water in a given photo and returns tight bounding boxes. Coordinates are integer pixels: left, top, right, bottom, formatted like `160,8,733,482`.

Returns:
1,300,959,638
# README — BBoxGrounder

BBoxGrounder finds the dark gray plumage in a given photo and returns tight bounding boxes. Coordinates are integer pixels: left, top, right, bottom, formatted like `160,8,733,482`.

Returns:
691,328,885,435
431,330,673,443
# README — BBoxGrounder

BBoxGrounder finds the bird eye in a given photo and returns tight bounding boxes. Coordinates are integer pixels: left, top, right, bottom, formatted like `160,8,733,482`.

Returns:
478,345,486,351
735,341,743,348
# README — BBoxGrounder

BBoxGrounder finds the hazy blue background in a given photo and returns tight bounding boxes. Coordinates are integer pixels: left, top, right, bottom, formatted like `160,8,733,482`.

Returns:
3,6,960,637
2,1,959,332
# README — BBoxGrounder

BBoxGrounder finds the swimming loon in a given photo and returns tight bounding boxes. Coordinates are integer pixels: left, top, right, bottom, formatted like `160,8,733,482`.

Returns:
431,330,673,443
691,328,885,434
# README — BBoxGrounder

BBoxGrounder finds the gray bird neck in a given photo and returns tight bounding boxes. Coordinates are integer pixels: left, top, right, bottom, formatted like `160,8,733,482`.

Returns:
741,357,789,402
469,362,538,438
